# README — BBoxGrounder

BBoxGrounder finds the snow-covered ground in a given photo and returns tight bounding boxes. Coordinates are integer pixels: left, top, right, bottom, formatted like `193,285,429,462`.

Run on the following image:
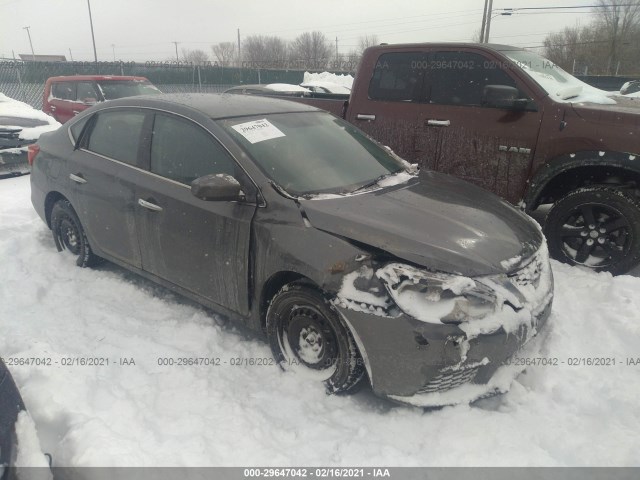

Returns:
1,174,640,467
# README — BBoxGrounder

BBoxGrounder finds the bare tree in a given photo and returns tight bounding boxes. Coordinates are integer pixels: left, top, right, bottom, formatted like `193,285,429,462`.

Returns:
290,31,332,69
542,0,640,75
595,0,640,74
543,26,583,71
243,35,288,66
181,48,209,65
358,34,379,55
211,42,236,67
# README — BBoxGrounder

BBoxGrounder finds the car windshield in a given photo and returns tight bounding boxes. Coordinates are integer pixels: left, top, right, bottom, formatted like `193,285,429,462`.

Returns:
97,81,161,100
219,112,405,195
502,50,594,99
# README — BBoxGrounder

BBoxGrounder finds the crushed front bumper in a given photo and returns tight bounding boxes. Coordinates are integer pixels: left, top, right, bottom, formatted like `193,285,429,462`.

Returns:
336,247,554,407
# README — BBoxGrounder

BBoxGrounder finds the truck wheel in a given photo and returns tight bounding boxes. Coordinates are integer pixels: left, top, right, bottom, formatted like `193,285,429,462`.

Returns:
266,281,365,394
544,187,640,275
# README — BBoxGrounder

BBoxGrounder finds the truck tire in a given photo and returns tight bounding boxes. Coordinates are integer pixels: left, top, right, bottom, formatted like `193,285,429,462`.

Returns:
544,187,640,275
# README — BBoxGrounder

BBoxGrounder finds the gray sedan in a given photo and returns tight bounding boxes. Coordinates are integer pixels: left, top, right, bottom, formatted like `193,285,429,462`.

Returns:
30,94,553,406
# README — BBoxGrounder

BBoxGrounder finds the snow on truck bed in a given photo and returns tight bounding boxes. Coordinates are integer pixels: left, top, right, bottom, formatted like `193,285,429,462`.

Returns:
1,175,639,467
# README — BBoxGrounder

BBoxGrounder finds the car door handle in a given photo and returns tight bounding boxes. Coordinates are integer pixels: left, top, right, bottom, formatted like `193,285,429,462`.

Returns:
72,110,80,115
69,173,87,184
50,105,56,111
138,198,163,212
426,119,451,127
356,114,376,121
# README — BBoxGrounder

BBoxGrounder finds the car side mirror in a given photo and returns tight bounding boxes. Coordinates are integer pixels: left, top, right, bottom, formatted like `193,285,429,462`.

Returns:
82,98,98,106
482,85,528,110
191,174,245,202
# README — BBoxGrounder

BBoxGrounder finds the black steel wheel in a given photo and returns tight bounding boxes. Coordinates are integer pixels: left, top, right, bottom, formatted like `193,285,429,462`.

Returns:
544,187,640,274
50,200,98,267
266,282,365,394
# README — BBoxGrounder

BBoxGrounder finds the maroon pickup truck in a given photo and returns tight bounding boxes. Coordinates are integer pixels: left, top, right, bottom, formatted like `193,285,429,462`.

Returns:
277,43,640,274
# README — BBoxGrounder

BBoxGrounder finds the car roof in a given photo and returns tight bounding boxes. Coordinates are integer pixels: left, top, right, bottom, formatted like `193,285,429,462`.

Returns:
46,75,149,82
102,93,320,119
367,42,525,52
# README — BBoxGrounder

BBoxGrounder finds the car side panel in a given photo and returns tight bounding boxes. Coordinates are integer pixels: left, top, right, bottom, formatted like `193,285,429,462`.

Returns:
66,149,143,268
135,174,255,316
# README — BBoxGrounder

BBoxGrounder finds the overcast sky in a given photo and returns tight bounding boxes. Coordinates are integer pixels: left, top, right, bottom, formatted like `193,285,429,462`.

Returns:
1,0,598,62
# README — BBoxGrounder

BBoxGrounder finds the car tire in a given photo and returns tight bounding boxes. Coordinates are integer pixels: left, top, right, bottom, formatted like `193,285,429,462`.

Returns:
266,281,365,394
544,187,640,274
51,200,99,267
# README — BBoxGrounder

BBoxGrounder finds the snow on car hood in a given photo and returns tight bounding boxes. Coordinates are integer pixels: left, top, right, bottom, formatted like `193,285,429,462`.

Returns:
0,93,60,141
300,171,543,277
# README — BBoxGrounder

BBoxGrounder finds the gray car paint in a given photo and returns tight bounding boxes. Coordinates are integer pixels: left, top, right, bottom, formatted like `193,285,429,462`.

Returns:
30,93,552,403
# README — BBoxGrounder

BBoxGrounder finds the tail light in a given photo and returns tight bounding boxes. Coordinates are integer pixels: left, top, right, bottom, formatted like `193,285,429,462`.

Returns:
28,144,40,166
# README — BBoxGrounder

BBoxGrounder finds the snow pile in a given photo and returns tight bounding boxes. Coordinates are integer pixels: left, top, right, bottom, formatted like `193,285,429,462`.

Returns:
14,412,52,474
265,83,310,93
303,71,354,90
0,93,60,140
2,175,640,466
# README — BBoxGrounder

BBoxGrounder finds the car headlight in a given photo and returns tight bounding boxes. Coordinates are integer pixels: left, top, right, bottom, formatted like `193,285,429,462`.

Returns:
375,263,498,324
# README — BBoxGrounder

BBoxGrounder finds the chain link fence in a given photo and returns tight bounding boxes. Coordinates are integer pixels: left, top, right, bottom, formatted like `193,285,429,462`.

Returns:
0,59,313,109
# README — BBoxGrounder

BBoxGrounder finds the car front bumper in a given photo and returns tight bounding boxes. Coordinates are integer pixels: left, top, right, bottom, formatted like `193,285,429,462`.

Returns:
336,247,554,407
0,148,29,177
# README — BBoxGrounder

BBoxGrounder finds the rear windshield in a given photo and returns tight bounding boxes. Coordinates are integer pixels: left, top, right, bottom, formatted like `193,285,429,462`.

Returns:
97,81,161,100
219,112,404,196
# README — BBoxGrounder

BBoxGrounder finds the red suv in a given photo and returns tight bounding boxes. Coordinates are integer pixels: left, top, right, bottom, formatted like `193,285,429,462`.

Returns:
42,75,161,123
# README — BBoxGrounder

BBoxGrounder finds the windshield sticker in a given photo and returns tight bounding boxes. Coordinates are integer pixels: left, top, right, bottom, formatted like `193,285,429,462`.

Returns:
231,119,285,144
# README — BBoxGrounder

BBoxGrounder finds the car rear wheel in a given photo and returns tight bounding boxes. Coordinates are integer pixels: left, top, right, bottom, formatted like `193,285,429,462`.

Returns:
51,200,99,267
266,282,365,394
544,187,640,274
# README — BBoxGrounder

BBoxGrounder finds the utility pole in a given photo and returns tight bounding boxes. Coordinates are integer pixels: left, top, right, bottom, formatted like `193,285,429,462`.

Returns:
172,41,179,62
335,36,339,61
237,29,241,67
23,26,35,60
86,0,98,69
111,44,116,61
484,0,494,43
69,48,74,61
479,0,489,44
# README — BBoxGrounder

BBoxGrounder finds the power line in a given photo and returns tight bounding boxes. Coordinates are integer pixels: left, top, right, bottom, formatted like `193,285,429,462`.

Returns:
499,4,638,12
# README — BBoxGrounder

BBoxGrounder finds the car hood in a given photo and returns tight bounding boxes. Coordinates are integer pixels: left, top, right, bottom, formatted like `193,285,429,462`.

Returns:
299,172,543,277
571,95,640,122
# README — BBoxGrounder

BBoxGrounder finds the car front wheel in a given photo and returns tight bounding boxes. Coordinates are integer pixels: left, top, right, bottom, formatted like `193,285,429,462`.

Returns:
544,187,640,274
266,282,365,394
51,199,99,267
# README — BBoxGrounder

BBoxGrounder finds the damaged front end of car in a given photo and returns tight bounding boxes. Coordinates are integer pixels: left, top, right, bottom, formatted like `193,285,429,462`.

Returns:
331,244,554,407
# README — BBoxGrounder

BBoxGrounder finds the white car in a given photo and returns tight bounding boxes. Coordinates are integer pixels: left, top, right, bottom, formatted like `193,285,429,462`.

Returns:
300,81,351,94
0,93,60,177
620,80,640,97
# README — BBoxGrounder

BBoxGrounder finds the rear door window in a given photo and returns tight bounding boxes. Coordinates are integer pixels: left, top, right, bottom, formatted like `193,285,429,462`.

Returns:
368,52,427,102
86,110,147,165
51,82,76,100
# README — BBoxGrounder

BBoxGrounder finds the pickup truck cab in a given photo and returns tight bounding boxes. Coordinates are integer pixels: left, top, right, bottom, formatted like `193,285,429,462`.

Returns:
288,43,640,274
